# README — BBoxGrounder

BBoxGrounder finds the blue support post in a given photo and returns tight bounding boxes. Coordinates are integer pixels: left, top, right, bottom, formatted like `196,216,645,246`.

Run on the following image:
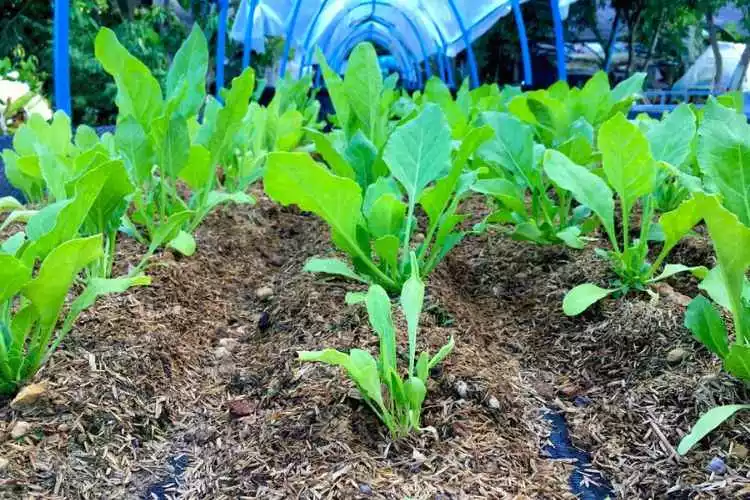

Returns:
447,0,479,88
242,0,259,69
279,0,303,79
216,0,228,97
511,0,533,86
53,0,71,115
550,0,567,82
436,43,446,83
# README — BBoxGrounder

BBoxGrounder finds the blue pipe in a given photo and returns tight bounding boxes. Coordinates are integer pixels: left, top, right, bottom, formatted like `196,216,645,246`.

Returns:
511,0,533,86
216,0,228,97
435,42,446,83
447,0,479,88
53,0,71,115
550,0,567,82
242,0,259,69
279,0,304,78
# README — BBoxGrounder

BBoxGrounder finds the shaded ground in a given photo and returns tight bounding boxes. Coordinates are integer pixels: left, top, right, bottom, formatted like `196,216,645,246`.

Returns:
0,193,747,498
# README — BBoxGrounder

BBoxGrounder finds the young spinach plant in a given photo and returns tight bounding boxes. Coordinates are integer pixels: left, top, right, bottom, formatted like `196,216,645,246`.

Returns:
299,254,453,438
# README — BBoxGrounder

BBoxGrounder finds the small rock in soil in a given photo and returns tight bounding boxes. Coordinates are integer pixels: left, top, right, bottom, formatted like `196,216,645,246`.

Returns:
455,380,468,398
708,456,727,475
558,384,580,397
0,457,8,470
10,421,32,439
666,347,688,364
487,396,501,410
358,484,373,496
57,423,71,433
218,338,238,351
257,311,271,332
10,382,47,409
733,444,749,459
255,286,274,300
268,255,284,267
214,346,232,360
228,399,255,419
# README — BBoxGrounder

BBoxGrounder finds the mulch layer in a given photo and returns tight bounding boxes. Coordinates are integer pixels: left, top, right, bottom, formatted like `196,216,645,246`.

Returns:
0,192,748,499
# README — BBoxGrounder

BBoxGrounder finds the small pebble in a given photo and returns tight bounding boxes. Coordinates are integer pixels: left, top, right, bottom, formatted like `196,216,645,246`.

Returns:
218,338,238,351
255,286,274,300
57,423,71,433
733,444,749,459
10,421,32,439
455,380,468,398
667,347,688,364
708,456,727,475
0,457,8,470
358,483,373,496
257,311,271,332
228,399,254,418
487,396,500,410
214,346,232,360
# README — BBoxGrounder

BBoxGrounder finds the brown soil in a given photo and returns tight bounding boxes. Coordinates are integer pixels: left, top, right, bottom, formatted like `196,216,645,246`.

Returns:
0,193,747,499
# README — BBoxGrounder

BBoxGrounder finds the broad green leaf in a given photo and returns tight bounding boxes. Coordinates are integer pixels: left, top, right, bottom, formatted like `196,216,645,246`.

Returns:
543,150,616,240
373,235,399,273
646,104,696,167
202,191,256,213
685,296,729,358
345,291,367,305
428,336,455,369
95,28,164,127
695,193,750,341
167,230,196,256
316,47,350,132
659,196,703,254
724,345,750,380
303,257,367,283
575,71,611,126
22,235,103,332
367,194,406,238
147,211,194,254
81,160,134,235
265,152,365,256
178,144,213,191
698,99,750,226
678,404,750,455
471,178,526,215
556,226,585,249
153,115,190,178
274,109,304,152
166,24,209,117
599,113,656,213
476,112,536,186
363,177,402,216
611,72,646,103
343,43,383,142
307,129,355,180
400,253,424,374
114,117,155,182
404,376,427,412
649,264,707,283
0,255,32,304
384,104,451,206
698,266,732,310
366,284,397,375
345,131,379,189
563,283,619,316
0,232,25,255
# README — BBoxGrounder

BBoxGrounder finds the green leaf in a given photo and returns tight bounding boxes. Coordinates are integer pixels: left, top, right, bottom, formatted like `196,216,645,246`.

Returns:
345,291,367,305
724,345,750,380
471,178,526,215
307,129,355,180
649,264,707,283
265,152,364,256
404,376,427,412
344,130,380,189
202,191,256,212
646,103,696,167
367,194,406,238
610,72,646,103
316,47,350,132
659,196,703,254
563,283,619,316
303,257,367,283
22,235,103,333
373,235,399,273
80,160,134,235
428,335,455,369
384,103,452,204
599,113,656,214
366,284,397,375
167,230,196,256
556,226,585,249
685,296,729,358
0,197,23,213
0,254,32,304
147,210,194,254
400,253,424,374
274,109,304,151
543,150,616,240
153,115,190,178
95,28,164,127
343,43,383,142
678,404,750,455
166,24,209,118
114,117,155,182
698,267,732,310
476,112,536,186
698,99,750,226
178,144,213,191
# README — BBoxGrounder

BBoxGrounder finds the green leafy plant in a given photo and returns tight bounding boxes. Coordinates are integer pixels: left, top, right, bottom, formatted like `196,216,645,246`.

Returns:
0,234,148,395
96,25,255,269
546,113,706,316
299,254,453,438
264,103,491,292
677,99,750,454
470,111,595,249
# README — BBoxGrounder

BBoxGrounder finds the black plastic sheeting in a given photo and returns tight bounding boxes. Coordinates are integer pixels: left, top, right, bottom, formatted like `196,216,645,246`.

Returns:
543,409,614,499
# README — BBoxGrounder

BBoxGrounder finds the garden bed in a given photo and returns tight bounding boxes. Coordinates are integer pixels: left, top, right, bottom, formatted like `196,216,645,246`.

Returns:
0,192,748,498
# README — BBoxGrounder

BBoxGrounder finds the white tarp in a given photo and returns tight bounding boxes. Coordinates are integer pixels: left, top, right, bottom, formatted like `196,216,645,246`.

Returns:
674,42,750,91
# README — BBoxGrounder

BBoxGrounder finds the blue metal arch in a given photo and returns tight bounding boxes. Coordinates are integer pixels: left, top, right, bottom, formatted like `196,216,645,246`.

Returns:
215,0,229,96
309,3,434,80
446,0,479,88
511,0,532,86
333,32,415,87
331,29,414,83
53,0,71,114
328,22,421,87
298,1,436,84
242,0,260,69
550,0,567,82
